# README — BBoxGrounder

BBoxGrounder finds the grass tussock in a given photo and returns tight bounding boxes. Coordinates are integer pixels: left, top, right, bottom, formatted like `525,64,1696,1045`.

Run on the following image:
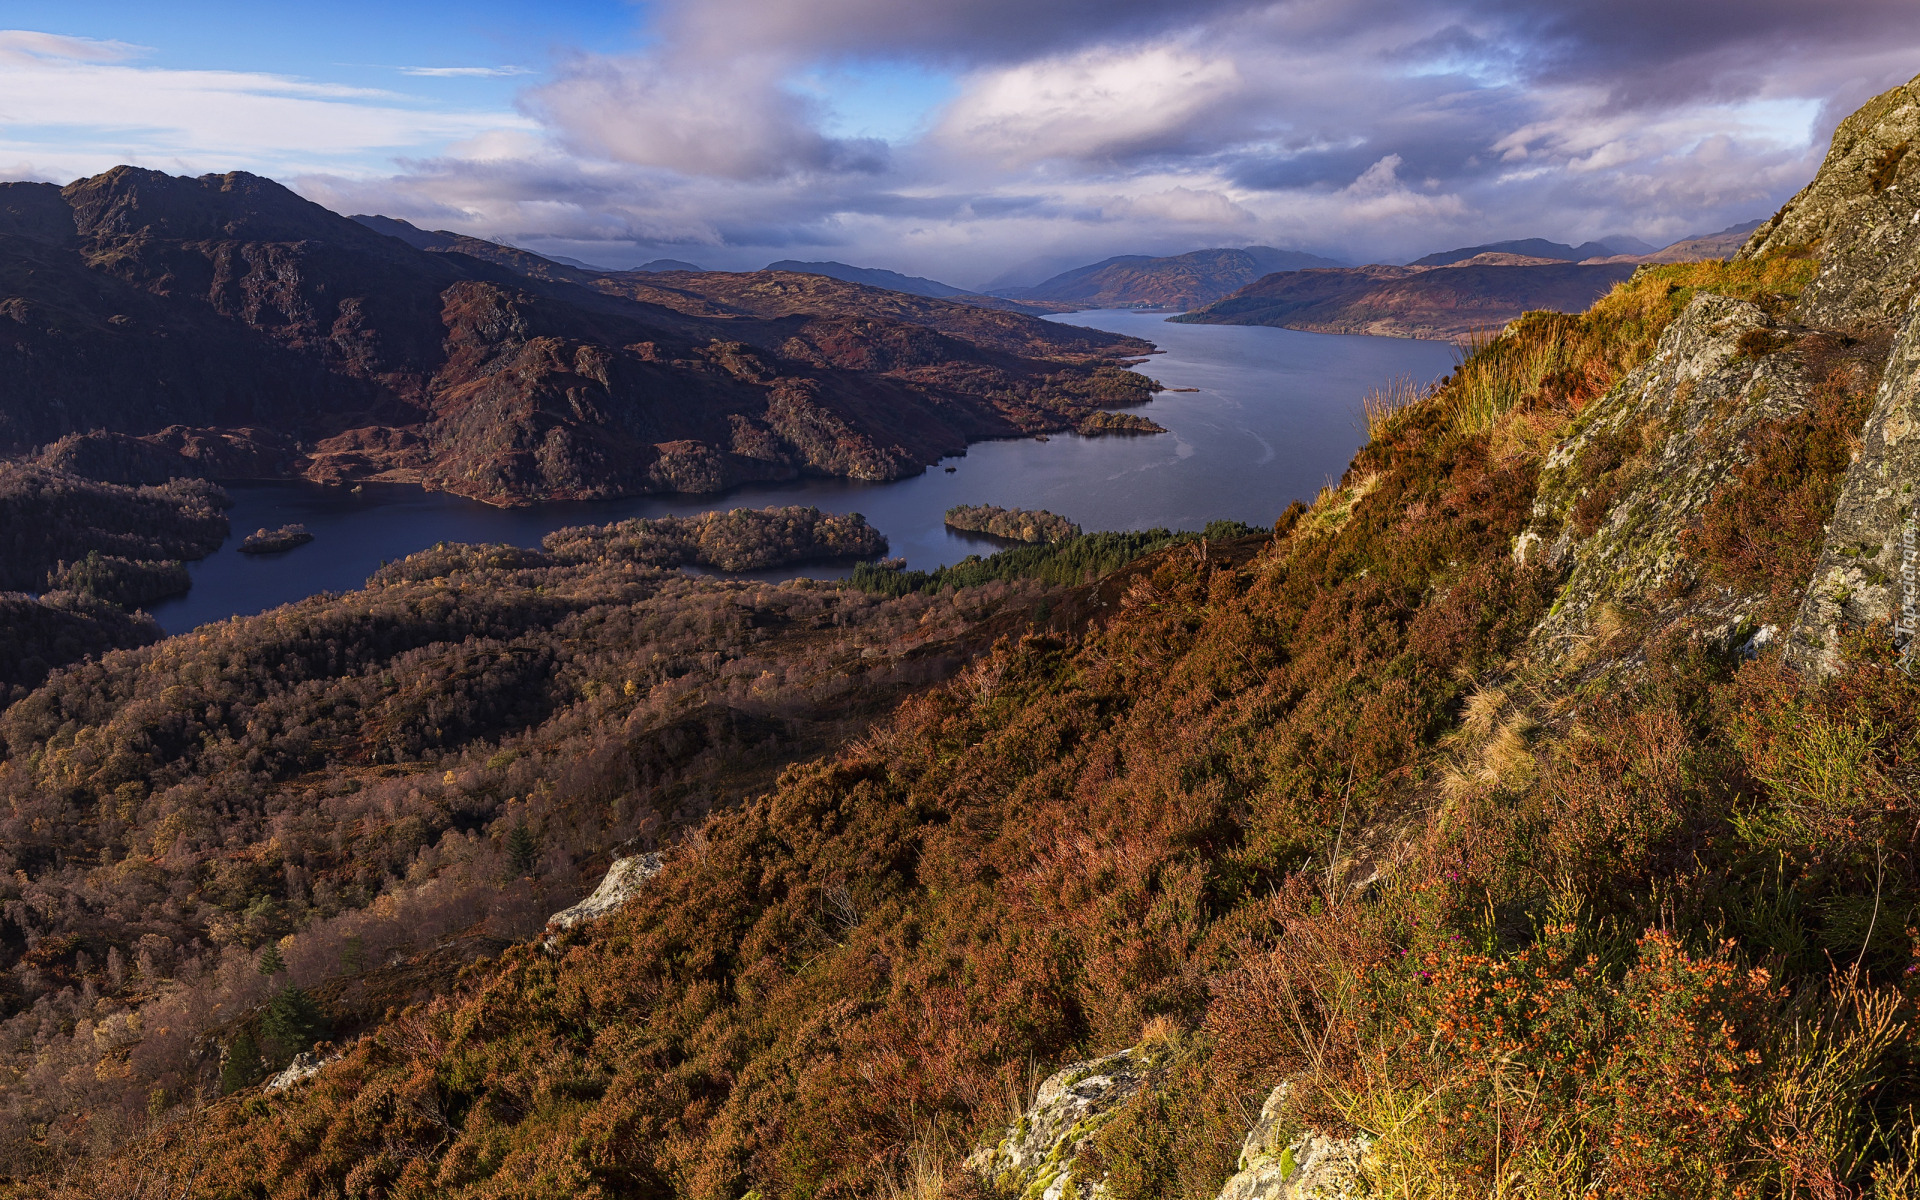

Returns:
1424,257,1820,455
1361,375,1433,442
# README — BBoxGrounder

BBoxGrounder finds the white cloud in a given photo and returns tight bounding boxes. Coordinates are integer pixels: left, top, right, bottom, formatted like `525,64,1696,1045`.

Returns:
11,0,1920,284
0,30,142,64
528,53,886,181
1101,185,1256,226
937,43,1243,166
0,27,530,180
401,66,530,78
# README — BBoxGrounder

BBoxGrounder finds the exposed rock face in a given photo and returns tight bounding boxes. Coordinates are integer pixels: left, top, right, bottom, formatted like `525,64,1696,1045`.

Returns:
1215,1086,1372,1200
546,853,664,935
967,1044,1163,1200
1788,321,1920,671
1747,73,1920,671
263,1049,331,1093
1742,75,1920,328
1518,293,1814,668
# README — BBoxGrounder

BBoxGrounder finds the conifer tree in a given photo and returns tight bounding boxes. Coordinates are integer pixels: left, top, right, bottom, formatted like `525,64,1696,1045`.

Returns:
505,822,540,877
219,1032,263,1095
260,985,326,1068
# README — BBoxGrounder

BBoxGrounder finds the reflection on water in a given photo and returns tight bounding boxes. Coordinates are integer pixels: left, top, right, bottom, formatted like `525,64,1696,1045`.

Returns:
148,311,1457,633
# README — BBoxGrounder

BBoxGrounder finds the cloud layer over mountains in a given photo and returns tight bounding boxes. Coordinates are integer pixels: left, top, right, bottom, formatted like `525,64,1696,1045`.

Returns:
7,0,1920,285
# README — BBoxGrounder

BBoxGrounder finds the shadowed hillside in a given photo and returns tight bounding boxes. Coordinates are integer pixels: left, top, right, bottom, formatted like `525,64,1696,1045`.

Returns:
0,169,1154,506
1176,260,1639,340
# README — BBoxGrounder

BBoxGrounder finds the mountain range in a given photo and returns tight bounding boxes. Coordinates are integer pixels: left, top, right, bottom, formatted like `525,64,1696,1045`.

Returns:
0,169,1155,506
990,246,1347,309
1408,235,1654,266
1176,260,1641,339
762,259,973,299
1178,221,1764,338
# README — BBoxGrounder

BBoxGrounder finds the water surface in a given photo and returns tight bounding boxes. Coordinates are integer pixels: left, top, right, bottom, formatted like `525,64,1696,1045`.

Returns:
149,312,1457,633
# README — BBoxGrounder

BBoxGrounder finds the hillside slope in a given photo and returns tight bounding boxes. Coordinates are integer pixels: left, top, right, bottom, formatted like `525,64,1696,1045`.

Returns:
997,246,1344,309
0,170,1153,505
26,72,1920,1200
762,260,971,298
1175,260,1637,339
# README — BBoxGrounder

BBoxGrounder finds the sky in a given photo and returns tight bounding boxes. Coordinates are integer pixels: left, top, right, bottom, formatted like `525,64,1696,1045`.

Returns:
2,1,1918,288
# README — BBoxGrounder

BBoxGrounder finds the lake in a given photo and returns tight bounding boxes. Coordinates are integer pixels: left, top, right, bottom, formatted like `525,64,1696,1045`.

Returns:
148,311,1458,633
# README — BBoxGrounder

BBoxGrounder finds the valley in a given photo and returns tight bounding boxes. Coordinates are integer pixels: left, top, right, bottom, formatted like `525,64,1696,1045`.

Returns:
5,40,1920,1200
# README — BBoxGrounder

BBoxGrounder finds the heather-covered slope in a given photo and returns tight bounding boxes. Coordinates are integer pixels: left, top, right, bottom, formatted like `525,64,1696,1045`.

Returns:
29,74,1920,1200
41,246,1914,1199
0,169,1154,505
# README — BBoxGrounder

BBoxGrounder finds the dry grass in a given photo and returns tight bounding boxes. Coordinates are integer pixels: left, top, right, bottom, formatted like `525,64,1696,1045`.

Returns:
1138,1013,1184,1051
1298,472,1383,541
1361,376,1432,442
1441,684,1538,799
1456,683,1511,741
1446,328,1575,437
879,1137,949,1200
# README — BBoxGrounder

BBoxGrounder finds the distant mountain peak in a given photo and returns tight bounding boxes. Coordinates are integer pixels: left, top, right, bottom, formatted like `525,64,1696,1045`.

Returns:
764,260,971,299
990,246,1345,309
1409,238,1618,268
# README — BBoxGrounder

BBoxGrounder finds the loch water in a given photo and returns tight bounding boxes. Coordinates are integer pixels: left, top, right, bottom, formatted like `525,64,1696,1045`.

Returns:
147,311,1459,634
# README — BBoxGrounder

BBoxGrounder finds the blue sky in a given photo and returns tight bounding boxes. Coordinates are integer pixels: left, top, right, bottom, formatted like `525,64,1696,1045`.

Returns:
3,1,1916,285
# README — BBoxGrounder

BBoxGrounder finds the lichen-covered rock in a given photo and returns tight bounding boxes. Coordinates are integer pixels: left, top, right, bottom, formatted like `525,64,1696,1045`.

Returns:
546,852,663,936
1760,74,1920,672
264,1049,330,1093
1519,292,1812,669
1787,313,1920,672
1741,72,1920,329
1211,1085,1372,1200
966,1044,1164,1200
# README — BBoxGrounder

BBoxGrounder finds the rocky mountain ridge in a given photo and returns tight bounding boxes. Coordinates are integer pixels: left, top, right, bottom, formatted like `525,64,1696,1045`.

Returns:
0,168,1154,505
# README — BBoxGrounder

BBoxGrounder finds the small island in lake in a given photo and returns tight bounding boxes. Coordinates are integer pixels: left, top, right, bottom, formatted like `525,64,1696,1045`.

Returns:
944,504,1081,543
238,524,314,554
1076,411,1167,436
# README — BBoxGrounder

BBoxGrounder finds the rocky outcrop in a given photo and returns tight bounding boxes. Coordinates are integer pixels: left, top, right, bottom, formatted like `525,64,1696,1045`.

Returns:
263,1049,332,1093
1746,73,1920,671
546,853,664,937
1518,292,1813,668
1213,1085,1371,1200
1741,75,1920,329
967,1044,1165,1200
1786,319,1920,671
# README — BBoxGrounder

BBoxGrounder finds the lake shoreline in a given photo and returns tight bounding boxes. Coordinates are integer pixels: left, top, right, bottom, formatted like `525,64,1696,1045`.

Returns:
146,313,1458,634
